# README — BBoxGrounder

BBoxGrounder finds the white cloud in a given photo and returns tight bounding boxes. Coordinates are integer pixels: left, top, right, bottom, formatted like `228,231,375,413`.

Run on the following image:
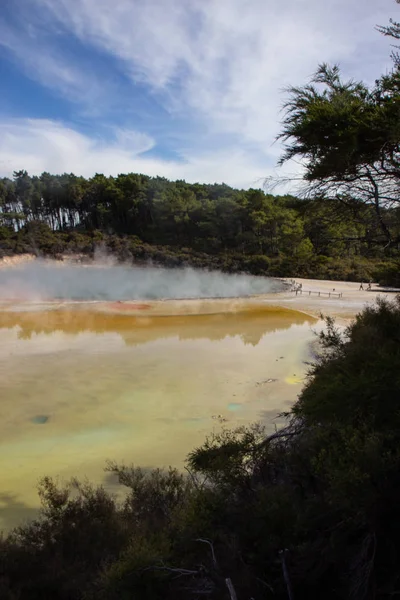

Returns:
0,119,275,188
34,0,394,146
0,0,396,183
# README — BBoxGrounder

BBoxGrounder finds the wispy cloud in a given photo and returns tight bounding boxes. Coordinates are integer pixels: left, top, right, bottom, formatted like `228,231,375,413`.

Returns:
0,119,273,188
0,18,106,108
35,0,393,143
0,0,396,184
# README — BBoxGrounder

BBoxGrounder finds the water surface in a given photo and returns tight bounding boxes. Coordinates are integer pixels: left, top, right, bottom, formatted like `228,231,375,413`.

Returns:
0,304,317,529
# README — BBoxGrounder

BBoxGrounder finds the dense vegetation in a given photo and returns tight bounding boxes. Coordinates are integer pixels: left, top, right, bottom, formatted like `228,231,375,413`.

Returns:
1,171,399,284
1,297,400,599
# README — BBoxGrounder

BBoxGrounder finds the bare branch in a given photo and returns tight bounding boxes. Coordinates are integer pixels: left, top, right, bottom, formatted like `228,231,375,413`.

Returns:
225,577,239,600
280,549,295,600
255,425,301,450
195,538,218,569
142,563,201,578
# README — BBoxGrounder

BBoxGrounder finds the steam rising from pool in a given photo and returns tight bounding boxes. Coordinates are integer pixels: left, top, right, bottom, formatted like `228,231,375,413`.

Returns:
0,261,285,301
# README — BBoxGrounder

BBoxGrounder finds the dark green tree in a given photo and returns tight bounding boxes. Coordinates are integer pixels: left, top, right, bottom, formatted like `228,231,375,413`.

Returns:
278,2,400,248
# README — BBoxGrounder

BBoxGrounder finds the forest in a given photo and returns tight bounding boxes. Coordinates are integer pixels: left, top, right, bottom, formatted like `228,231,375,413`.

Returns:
1,170,399,284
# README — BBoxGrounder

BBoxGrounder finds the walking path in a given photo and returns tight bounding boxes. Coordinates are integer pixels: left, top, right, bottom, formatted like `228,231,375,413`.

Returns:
267,278,398,321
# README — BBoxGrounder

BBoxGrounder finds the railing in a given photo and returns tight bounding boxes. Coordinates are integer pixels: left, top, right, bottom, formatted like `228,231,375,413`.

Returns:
291,289,343,299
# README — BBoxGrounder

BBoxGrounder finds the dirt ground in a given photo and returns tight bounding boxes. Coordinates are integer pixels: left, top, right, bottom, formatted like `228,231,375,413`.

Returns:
269,277,396,322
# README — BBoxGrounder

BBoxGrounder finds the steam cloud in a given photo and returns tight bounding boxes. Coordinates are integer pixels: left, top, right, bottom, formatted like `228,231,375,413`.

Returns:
0,261,285,302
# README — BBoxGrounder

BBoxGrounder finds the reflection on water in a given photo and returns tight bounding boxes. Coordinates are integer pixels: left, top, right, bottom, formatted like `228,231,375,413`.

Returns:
0,305,311,346
0,304,317,530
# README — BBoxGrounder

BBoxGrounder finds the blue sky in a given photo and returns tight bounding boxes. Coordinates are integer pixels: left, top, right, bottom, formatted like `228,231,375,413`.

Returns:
0,0,395,188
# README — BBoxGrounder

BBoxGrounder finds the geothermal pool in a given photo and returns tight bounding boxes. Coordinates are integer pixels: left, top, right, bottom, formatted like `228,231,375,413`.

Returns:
0,263,318,529
0,261,285,301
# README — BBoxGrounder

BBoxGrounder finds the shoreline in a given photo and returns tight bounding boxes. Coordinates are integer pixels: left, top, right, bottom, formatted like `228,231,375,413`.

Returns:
0,254,397,321
268,277,395,322
0,281,389,322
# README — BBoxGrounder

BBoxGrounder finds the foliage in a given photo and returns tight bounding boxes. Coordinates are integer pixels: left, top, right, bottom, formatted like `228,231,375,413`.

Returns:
1,172,399,283
278,3,400,249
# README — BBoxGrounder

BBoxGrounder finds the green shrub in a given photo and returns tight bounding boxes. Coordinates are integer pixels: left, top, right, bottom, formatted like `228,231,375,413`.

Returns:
372,260,400,287
243,254,270,275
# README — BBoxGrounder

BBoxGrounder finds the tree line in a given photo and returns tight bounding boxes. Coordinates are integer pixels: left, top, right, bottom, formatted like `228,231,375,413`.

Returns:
1,171,399,283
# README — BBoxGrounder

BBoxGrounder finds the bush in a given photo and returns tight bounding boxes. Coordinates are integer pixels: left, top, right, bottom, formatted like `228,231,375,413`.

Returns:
372,260,400,287
243,254,270,275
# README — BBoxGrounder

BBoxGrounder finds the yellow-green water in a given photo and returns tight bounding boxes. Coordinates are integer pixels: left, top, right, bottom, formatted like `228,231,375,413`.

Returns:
0,304,317,529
